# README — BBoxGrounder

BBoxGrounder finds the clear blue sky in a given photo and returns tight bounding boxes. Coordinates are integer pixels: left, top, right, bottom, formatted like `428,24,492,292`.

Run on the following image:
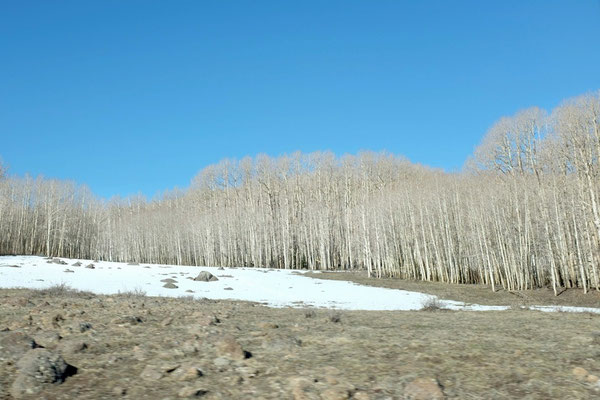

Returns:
2,1,599,199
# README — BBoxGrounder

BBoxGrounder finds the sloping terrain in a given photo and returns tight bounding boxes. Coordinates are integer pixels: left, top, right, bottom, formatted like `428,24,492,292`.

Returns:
1,288,600,399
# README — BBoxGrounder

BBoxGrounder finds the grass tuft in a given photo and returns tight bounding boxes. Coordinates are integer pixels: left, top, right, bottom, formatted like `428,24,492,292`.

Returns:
31,283,95,298
420,297,445,311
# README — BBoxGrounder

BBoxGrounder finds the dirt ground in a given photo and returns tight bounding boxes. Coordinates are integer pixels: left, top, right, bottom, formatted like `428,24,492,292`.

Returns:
306,271,600,308
1,286,600,400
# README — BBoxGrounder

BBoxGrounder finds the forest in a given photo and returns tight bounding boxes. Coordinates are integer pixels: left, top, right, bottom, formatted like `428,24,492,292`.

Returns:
1,91,599,294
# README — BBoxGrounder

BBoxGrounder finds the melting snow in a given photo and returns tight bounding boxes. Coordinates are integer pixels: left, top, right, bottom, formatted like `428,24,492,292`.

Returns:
0,256,598,313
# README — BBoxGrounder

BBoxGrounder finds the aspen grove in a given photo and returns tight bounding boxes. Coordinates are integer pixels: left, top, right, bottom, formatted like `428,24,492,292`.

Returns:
1,91,599,294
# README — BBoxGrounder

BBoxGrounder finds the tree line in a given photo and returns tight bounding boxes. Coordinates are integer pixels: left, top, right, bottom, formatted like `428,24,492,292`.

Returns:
1,91,599,293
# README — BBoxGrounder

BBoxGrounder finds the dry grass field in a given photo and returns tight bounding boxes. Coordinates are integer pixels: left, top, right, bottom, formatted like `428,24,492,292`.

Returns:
1,286,600,399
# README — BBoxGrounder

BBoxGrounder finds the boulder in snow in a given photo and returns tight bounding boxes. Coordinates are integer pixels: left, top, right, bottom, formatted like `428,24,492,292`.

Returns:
193,271,218,282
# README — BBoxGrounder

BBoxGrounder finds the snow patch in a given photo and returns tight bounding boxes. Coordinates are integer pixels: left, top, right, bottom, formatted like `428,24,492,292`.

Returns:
1,256,598,313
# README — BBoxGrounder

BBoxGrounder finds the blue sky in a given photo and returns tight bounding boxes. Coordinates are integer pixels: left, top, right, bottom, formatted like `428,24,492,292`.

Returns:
2,1,599,199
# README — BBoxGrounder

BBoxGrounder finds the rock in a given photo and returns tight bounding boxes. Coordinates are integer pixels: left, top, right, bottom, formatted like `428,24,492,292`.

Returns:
218,267,225,270
113,386,127,396
320,386,352,400
161,317,174,326
85,264,95,269
112,315,144,325
573,367,589,381
64,269,75,273
72,261,82,267
353,392,370,400
213,357,232,369
32,331,62,349
224,287,234,290
127,262,140,265
140,365,163,381
215,335,251,360
189,313,219,329
185,290,195,293
10,349,76,398
404,377,445,400
161,278,178,283
0,332,38,361
587,375,600,384
289,377,320,400
178,387,208,398
43,313,65,329
181,340,200,355
52,258,67,265
193,271,219,282
163,282,179,289
258,322,279,330
57,339,88,354
173,365,204,381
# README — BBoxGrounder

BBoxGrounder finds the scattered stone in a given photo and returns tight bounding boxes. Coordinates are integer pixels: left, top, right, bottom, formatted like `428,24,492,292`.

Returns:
258,322,279,330
113,386,127,396
215,335,251,360
0,264,21,268
78,322,93,332
52,258,67,265
57,339,88,354
587,375,600,384
353,391,370,400
127,262,140,265
185,290,195,293
305,310,316,318
10,349,76,398
218,267,225,270
573,367,589,381
178,386,209,398
32,331,62,348
193,271,219,282
289,377,319,400
72,261,82,267
320,386,352,400
163,282,179,289
85,264,95,269
404,377,445,400
213,357,231,369
224,287,234,290
329,313,341,323
64,269,75,273
112,315,144,325
161,278,178,283
173,365,204,381
193,312,220,326
140,364,163,381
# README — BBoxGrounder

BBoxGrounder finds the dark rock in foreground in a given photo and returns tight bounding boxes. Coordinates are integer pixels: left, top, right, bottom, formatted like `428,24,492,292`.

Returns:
10,349,77,398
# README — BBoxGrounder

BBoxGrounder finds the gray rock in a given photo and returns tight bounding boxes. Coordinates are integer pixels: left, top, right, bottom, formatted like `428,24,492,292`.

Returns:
85,264,95,269
163,282,179,289
193,271,218,282
10,349,76,398
57,339,88,354
161,278,178,283
31,331,62,349
140,364,163,381
72,261,82,267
